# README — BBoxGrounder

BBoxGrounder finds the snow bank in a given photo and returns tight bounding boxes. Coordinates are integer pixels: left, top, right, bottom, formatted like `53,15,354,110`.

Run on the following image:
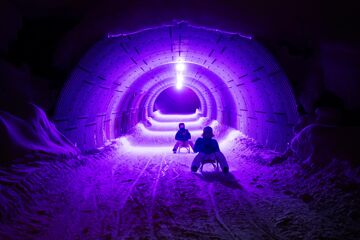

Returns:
0,103,80,163
291,123,360,167
0,120,359,239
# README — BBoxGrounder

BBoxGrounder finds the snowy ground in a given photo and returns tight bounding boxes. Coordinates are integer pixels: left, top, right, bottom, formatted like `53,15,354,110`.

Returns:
0,112,359,239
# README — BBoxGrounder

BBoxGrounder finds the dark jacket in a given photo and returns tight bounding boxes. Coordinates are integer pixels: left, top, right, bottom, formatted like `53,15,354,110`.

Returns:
194,138,220,154
175,129,191,141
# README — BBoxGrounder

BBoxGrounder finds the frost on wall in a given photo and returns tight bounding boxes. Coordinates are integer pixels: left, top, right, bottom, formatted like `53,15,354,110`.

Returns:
0,103,80,163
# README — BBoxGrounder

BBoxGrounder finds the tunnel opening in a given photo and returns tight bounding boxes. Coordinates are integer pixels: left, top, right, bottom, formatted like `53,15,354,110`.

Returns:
153,86,201,114
54,22,297,152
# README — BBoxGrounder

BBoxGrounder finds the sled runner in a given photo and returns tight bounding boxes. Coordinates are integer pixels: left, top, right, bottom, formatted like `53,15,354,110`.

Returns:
199,156,219,172
177,141,191,153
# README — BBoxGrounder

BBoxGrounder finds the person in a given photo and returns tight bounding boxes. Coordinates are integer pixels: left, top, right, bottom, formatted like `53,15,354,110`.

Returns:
173,123,194,153
191,126,229,173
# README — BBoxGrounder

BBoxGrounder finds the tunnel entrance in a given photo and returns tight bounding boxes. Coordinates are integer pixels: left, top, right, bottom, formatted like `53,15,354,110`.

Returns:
154,86,201,114
54,22,298,151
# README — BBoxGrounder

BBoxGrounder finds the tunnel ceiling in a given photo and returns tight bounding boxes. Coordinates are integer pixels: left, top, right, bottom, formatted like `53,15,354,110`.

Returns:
54,22,297,151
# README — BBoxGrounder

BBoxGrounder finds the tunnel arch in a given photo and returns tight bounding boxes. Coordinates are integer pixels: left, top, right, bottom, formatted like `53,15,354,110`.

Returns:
124,62,237,129
146,80,208,117
143,77,217,121
54,22,297,151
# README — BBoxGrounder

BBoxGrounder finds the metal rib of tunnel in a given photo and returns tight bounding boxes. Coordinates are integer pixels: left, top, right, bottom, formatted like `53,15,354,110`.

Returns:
54,22,298,151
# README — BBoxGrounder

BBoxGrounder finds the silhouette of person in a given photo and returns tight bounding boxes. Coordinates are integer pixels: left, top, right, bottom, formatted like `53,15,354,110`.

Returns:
191,126,229,173
172,123,194,153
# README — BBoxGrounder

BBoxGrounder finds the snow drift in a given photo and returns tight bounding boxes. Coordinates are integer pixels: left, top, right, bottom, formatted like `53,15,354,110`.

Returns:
291,123,360,167
0,103,80,163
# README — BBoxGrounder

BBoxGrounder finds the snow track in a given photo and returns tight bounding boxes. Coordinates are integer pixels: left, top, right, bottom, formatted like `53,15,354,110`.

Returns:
113,156,153,238
2,112,356,239
149,155,165,239
208,183,238,240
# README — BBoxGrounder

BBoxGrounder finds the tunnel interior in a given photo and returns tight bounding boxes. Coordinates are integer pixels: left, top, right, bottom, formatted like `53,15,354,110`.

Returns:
1,1,360,239
154,86,200,114
54,22,297,152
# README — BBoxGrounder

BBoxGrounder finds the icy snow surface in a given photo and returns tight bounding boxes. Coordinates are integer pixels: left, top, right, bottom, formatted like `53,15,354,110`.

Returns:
0,103,80,163
0,111,359,239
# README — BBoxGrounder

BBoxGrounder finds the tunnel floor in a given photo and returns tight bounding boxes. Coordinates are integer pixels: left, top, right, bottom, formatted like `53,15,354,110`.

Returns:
1,113,358,239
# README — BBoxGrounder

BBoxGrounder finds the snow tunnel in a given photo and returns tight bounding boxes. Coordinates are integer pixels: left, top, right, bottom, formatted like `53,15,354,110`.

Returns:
53,22,298,152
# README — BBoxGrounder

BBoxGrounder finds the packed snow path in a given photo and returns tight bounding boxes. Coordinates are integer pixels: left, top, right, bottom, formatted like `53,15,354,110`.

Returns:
2,112,354,239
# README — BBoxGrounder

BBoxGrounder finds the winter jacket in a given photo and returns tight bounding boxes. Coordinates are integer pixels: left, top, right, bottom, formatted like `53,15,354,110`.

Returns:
175,129,191,141
194,138,220,154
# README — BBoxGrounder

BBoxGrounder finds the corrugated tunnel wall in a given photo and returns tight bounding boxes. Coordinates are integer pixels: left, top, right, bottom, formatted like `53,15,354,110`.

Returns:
54,22,298,152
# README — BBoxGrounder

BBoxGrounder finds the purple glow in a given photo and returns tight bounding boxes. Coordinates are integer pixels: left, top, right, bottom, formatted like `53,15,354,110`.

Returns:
2,6,358,240
176,80,183,90
107,21,253,40
136,122,203,137
55,22,297,151
153,110,200,121
148,116,206,129
118,128,241,153
118,136,170,153
118,111,238,153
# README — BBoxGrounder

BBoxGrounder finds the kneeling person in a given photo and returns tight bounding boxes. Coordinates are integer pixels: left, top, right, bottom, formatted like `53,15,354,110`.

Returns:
191,126,229,173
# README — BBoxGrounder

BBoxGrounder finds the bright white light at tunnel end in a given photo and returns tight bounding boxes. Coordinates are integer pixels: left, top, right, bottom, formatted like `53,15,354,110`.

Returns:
175,62,186,72
176,72,184,90
176,81,183,90
176,73,184,81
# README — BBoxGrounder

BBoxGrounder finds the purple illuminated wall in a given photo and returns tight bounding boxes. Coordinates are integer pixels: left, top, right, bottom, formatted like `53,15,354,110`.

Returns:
54,22,298,151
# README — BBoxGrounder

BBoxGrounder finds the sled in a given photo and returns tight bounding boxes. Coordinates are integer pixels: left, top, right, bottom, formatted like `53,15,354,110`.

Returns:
177,142,191,153
199,157,219,172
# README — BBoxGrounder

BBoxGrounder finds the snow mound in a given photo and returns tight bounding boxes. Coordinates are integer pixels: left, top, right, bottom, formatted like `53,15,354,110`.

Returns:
291,123,360,167
0,103,80,163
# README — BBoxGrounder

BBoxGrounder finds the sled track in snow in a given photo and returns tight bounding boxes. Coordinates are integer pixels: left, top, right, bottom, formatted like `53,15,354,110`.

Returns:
233,189,283,240
113,155,153,238
208,183,238,240
205,175,283,240
149,155,165,239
